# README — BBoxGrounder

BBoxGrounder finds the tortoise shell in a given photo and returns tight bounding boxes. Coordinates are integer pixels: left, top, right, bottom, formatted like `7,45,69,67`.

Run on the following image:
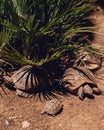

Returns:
62,66,97,93
10,65,53,91
74,51,102,70
42,99,63,116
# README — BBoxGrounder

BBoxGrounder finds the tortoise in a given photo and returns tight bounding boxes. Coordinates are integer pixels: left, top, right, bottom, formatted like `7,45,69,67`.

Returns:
62,66,101,100
74,51,102,71
41,99,63,116
3,65,53,98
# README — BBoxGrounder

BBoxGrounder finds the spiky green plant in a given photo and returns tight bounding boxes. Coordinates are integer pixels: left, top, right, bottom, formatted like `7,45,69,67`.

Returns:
0,0,96,92
0,0,94,65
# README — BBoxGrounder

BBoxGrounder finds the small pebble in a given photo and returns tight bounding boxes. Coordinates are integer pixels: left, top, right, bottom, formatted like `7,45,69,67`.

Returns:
22,121,30,128
59,123,62,127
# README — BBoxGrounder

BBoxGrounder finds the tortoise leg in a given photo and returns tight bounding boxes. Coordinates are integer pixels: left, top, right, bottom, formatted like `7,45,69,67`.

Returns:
41,111,55,116
16,89,33,98
41,110,46,115
83,84,93,97
77,86,84,100
92,87,101,95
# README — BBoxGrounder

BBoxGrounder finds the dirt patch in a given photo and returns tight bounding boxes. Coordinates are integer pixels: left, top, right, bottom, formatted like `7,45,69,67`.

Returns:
91,5,104,46
0,4,104,130
0,86,104,130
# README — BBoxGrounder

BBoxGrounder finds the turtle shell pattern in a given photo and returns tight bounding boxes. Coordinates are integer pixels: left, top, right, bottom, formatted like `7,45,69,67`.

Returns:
11,65,33,90
11,65,53,91
62,67,97,92
75,51,102,70
43,99,63,116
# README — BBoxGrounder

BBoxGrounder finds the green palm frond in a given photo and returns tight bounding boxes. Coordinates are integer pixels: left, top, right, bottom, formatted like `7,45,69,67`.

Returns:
0,0,97,67
0,27,14,49
12,0,31,19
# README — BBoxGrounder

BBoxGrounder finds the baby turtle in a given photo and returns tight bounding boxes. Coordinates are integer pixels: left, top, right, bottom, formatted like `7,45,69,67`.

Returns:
41,99,63,116
62,66,101,100
3,65,53,98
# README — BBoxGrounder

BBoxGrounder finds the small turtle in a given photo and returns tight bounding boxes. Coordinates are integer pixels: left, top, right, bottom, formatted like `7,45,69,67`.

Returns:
62,66,101,100
41,99,63,116
3,65,53,98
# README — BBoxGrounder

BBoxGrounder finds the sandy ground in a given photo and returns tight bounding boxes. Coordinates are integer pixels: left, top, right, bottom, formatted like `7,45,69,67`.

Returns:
0,86,104,130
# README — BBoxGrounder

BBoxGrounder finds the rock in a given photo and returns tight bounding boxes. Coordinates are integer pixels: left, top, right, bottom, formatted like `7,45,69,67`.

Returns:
22,121,30,128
